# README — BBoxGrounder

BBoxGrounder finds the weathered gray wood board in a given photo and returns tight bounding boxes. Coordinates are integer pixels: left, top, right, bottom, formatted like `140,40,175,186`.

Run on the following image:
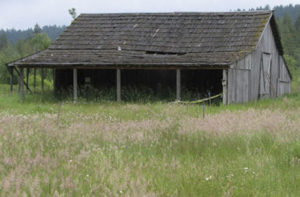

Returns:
227,67,250,103
278,56,291,96
222,70,228,104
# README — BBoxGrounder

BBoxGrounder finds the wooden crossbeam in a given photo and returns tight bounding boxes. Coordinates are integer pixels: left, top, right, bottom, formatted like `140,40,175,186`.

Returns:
13,67,32,93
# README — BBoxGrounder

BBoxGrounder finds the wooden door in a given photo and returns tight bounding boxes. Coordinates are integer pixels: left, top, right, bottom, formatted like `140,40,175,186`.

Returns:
259,53,272,98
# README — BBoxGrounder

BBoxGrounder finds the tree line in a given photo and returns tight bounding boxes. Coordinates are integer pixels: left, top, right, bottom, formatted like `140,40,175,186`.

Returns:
0,24,65,44
0,25,52,84
274,5,300,76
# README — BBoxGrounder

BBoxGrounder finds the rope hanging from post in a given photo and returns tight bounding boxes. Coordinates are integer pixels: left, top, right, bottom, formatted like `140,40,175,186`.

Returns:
173,93,222,105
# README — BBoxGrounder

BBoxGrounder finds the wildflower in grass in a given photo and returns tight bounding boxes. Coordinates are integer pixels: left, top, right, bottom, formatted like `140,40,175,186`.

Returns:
226,173,234,179
205,176,212,181
244,167,249,172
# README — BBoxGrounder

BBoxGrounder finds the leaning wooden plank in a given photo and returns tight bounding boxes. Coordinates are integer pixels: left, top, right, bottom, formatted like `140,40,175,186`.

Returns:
13,67,32,93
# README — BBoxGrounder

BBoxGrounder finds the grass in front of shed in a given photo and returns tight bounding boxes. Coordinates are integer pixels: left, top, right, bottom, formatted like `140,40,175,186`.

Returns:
1,83,300,196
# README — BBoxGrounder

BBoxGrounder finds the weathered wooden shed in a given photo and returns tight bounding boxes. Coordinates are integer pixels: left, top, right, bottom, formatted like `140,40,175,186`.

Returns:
8,11,291,103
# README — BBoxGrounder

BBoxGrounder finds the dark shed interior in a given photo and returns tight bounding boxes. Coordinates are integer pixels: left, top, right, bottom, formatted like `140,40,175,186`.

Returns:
54,69,222,100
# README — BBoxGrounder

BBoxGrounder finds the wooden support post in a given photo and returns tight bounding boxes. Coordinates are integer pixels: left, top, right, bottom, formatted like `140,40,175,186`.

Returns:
26,68,29,93
208,91,211,106
53,69,56,93
41,68,44,93
18,69,20,93
222,69,228,105
33,68,36,92
73,68,78,103
20,68,25,103
176,69,181,101
116,69,121,102
10,67,13,93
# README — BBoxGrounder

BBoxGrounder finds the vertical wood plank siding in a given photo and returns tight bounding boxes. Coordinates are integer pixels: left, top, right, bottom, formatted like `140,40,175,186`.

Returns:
222,69,228,104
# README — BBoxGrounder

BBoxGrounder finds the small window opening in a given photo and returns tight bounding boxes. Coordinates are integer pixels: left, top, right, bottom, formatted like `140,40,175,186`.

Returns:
145,51,187,56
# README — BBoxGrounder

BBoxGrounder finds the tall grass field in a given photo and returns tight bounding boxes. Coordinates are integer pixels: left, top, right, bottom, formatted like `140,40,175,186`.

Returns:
0,84,300,196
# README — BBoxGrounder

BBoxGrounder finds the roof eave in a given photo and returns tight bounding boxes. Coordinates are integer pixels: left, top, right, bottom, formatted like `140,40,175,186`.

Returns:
6,49,48,67
11,62,230,69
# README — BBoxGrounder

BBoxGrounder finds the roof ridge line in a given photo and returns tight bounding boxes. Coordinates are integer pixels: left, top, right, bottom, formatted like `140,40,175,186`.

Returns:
79,11,272,16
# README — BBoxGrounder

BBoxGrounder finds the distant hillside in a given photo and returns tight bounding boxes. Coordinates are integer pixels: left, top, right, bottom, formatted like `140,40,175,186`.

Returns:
0,25,66,44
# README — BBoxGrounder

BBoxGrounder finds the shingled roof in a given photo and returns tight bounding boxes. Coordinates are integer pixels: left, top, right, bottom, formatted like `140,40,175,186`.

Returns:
9,11,281,68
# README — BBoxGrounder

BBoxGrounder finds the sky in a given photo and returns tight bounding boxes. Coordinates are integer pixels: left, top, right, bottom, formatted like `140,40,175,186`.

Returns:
0,0,299,30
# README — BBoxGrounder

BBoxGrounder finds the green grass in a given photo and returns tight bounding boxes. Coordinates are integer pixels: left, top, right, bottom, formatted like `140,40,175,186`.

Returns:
0,83,300,196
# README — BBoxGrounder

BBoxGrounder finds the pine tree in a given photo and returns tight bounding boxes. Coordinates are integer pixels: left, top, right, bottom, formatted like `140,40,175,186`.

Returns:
34,24,42,34
0,33,8,50
295,15,300,31
280,14,297,56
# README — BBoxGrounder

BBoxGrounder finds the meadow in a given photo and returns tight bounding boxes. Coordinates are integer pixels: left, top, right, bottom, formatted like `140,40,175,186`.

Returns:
0,84,300,196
